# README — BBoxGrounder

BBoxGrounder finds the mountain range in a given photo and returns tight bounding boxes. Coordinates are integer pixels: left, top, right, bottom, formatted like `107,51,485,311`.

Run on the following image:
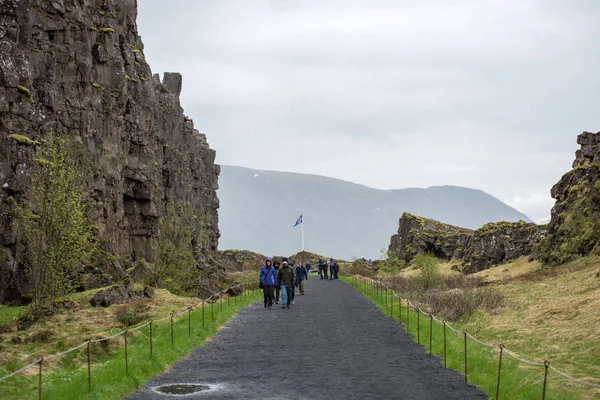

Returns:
217,165,532,260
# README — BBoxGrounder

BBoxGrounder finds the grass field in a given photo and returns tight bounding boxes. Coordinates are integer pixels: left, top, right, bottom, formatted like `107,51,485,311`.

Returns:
343,258,600,400
0,285,261,400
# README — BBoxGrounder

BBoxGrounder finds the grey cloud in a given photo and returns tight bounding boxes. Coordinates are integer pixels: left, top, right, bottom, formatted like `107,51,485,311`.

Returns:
137,0,600,223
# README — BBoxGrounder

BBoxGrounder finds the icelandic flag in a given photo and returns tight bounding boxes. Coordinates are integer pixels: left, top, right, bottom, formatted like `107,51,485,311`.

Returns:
293,214,303,227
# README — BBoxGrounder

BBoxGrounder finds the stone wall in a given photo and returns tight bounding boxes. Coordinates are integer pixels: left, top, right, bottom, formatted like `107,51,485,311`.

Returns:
0,0,220,302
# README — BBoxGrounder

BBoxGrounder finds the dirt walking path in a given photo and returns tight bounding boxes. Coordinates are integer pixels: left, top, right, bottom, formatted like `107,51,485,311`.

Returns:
126,277,487,399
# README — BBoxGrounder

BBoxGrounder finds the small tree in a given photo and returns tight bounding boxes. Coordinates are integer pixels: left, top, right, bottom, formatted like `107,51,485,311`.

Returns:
413,253,442,291
377,248,405,274
16,131,96,307
152,203,197,293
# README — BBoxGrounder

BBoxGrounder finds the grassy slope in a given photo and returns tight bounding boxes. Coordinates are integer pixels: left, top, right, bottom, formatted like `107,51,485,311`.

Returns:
0,282,261,400
356,256,600,399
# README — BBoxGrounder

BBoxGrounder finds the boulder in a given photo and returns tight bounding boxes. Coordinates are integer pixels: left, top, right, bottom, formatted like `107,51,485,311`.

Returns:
89,281,136,307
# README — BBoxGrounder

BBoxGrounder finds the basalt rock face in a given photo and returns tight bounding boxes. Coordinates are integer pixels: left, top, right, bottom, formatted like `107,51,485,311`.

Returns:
538,131,600,265
389,213,542,273
463,221,543,273
0,0,220,303
388,213,474,263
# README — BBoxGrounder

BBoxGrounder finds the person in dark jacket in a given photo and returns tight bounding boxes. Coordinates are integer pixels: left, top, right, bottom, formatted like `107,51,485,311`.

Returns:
333,261,340,279
259,258,277,308
277,260,295,309
289,261,297,304
321,259,328,280
272,260,281,304
296,264,308,295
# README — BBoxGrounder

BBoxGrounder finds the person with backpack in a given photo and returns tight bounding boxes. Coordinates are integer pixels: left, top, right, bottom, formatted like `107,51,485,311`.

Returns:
288,260,297,304
272,260,281,304
277,260,295,309
259,258,276,309
296,264,308,295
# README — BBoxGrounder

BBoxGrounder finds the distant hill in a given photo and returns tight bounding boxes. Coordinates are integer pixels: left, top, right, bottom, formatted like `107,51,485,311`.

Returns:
217,165,532,260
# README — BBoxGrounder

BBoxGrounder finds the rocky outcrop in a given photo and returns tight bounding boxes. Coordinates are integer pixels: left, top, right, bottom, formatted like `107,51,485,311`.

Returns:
389,213,543,273
389,213,474,262
538,131,600,265
218,250,266,272
463,221,543,273
0,0,220,303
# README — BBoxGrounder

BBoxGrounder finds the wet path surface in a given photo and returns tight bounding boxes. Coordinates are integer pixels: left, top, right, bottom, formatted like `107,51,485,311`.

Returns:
126,278,487,399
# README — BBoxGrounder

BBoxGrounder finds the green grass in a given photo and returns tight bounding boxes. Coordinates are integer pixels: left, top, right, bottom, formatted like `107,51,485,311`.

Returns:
342,275,592,400
0,288,261,400
0,306,27,326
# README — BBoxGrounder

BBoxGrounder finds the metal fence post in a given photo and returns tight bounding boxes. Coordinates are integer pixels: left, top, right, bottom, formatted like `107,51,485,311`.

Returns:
407,302,410,332
124,329,128,373
398,297,401,323
496,344,503,400
443,321,447,368
417,308,421,344
429,314,433,355
542,361,550,400
87,340,91,391
464,331,468,385
170,314,174,346
390,291,393,317
202,302,205,327
150,320,153,357
211,301,214,321
188,307,192,336
38,356,43,400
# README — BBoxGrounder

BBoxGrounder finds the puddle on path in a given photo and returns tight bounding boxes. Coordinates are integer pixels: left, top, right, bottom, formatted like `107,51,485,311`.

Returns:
154,383,211,396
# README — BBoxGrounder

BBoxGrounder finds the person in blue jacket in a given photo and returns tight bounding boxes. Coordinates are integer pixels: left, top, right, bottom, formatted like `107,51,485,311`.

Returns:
329,258,335,280
259,258,277,309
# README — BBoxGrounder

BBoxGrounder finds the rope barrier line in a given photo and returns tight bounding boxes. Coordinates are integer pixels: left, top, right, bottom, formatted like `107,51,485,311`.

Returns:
549,366,600,388
465,332,497,349
351,274,600,392
0,280,258,383
503,348,545,367
0,360,41,383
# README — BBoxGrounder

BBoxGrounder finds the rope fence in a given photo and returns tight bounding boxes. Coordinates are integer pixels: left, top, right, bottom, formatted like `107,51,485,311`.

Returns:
347,274,600,399
0,280,260,398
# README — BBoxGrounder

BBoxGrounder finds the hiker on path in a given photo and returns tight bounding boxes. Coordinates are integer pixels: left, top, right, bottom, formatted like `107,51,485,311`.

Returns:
329,258,335,280
259,258,277,309
277,260,295,309
333,261,339,279
289,260,297,304
273,260,281,304
296,263,308,295
305,263,312,275
320,259,328,280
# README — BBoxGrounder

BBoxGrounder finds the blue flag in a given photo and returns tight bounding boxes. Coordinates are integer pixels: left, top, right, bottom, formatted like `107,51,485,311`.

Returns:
293,214,303,227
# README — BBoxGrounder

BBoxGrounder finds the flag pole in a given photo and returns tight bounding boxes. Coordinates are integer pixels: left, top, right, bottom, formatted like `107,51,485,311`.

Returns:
301,213,304,252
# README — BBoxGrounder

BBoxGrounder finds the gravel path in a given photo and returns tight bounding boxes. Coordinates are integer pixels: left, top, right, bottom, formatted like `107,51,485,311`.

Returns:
126,278,487,399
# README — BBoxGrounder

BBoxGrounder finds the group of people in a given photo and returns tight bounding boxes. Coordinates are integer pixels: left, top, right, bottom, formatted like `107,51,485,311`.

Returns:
318,258,339,280
259,257,310,309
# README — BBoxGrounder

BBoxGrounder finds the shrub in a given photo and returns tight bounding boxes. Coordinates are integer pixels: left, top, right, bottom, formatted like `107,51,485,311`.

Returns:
16,130,96,307
413,253,442,291
376,249,405,274
419,287,504,321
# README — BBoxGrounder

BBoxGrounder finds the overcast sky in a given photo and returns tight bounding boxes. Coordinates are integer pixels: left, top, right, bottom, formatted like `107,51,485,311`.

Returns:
136,0,600,223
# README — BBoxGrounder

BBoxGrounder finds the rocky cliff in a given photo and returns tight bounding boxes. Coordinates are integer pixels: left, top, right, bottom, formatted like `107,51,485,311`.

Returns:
538,131,600,265
0,0,220,303
389,213,473,262
389,213,542,273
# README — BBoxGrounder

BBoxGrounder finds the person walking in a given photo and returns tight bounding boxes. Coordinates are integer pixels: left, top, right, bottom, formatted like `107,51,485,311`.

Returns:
333,261,339,279
321,260,329,280
296,263,308,295
273,260,281,304
289,261,297,304
259,258,277,309
277,260,295,309
329,258,335,280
